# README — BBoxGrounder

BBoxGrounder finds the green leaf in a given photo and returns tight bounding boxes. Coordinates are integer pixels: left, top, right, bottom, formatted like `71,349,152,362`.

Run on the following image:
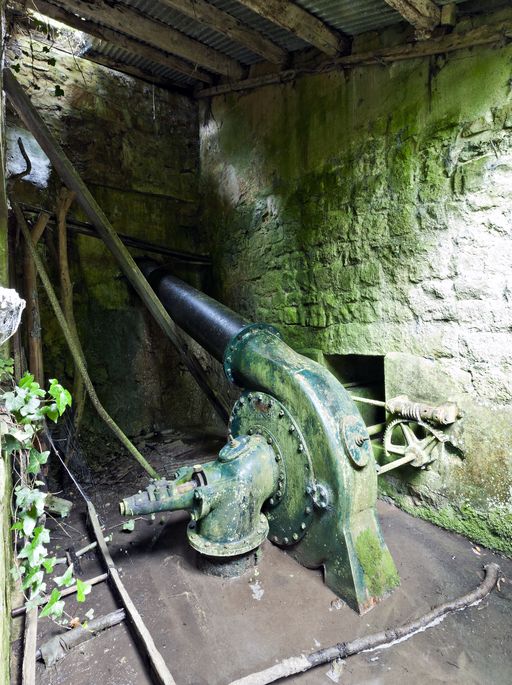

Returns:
19,373,35,389
54,564,74,588
122,519,135,532
39,588,64,618
40,403,59,423
76,578,91,603
27,449,50,475
48,379,72,415
42,557,57,574
22,514,37,537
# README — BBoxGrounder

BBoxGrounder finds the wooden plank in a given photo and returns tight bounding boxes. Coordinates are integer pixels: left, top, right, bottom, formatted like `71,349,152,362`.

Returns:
21,608,37,685
4,69,229,425
38,0,244,78
86,500,177,685
25,0,213,84
196,20,511,98
384,0,441,32
234,0,350,56
159,0,287,64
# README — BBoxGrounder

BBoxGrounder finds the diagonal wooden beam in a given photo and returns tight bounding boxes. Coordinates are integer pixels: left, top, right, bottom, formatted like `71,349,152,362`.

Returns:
384,1,441,33
25,0,214,83
234,0,350,56
37,0,244,78
158,0,287,64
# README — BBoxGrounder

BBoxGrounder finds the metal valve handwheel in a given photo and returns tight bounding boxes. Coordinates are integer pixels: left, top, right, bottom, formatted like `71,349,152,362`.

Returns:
380,418,442,473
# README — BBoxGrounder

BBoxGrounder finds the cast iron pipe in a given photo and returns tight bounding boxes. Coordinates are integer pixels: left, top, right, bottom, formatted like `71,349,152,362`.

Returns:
137,258,248,362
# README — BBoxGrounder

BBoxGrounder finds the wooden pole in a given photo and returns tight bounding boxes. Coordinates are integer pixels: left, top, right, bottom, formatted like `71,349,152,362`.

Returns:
55,187,86,432
12,199,161,479
23,211,50,386
3,68,229,426
86,500,177,685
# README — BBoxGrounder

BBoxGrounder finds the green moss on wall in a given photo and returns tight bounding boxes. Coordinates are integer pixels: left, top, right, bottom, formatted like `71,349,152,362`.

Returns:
200,7,512,552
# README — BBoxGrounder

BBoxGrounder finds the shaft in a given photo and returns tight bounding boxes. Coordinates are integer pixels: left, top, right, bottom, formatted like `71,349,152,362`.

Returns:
137,258,248,362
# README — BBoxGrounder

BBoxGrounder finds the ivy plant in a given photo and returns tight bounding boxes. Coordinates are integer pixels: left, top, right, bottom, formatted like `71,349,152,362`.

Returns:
0,358,90,621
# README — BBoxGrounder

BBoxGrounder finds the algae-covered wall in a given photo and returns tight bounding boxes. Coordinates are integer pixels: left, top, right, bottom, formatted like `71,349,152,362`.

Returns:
200,8,512,552
6,25,219,436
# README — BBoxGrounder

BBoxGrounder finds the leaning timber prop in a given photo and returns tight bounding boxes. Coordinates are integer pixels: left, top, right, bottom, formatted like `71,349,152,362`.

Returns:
119,259,399,613
3,68,228,426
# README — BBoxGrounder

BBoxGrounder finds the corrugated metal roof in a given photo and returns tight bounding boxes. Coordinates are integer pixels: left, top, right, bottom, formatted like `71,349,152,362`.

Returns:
296,0,402,35
54,0,475,90
88,38,199,87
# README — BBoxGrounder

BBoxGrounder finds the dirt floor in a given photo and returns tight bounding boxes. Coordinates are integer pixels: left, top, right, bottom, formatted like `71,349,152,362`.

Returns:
11,430,512,685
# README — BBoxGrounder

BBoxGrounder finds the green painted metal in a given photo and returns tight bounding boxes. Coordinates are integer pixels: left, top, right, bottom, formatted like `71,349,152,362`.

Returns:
224,324,399,613
120,434,279,557
120,321,399,613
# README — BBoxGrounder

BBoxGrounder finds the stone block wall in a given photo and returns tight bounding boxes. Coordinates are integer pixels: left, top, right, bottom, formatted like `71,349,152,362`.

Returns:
6,24,221,436
200,7,512,551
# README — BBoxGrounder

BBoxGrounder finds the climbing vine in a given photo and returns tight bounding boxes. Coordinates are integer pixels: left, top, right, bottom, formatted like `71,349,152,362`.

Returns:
0,357,89,621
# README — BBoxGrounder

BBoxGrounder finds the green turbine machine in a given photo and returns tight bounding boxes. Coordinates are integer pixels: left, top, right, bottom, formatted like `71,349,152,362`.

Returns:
120,259,399,613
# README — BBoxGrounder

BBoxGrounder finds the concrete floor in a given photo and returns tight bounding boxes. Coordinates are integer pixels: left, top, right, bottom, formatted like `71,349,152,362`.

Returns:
21,432,512,685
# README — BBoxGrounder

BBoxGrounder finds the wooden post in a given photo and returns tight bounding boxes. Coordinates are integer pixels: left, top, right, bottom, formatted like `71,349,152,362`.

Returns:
3,68,228,426
23,211,50,386
86,500,177,685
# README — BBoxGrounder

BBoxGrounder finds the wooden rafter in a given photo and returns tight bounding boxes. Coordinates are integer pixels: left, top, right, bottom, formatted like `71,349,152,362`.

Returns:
384,0,441,33
35,0,245,78
196,19,512,98
24,0,214,84
234,0,350,56
158,0,287,64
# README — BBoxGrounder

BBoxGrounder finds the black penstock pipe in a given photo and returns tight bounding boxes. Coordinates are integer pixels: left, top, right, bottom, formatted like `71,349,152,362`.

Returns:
137,258,248,362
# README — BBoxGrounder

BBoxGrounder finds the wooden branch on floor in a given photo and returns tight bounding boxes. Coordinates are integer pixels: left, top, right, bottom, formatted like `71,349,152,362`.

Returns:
196,19,511,98
36,608,126,665
21,0,214,84
383,0,441,33
86,500,177,685
229,563,501,685
34,0,244,78
4,68,229,426
158,0,286,64
12,199,162,479
234,0,350,56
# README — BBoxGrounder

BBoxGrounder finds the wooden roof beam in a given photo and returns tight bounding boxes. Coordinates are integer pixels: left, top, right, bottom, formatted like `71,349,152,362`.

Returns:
384,1,441,35
158,0,287,64
38,0,245,78
22,0,214,84
234,0,350,56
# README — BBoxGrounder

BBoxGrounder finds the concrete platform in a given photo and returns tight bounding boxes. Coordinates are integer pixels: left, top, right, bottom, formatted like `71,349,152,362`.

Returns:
26,435,512,685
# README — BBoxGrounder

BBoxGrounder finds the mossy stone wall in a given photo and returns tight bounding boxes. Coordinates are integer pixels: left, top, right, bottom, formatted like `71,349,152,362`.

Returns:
6,29,221,437
200,9,512,551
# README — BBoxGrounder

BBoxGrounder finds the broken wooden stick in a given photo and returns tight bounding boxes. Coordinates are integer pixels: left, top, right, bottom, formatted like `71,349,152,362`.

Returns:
12,199,160,480
36,608,126,666
229,563,501,685
86,499,177,685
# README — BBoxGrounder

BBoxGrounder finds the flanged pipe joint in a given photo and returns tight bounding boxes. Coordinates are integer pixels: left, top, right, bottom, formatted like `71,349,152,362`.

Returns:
119,259,399,613
120,434,278,557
